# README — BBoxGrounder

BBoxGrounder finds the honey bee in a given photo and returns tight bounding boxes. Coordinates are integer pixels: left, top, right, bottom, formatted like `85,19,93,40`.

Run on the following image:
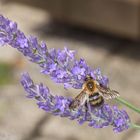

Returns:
69,76,119,109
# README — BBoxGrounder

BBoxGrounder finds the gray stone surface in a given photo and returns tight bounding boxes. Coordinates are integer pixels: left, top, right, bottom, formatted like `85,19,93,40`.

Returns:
0,2,140,140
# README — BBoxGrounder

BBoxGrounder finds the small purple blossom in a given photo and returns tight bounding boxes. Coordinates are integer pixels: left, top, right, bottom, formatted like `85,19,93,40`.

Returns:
0,15,108,89
21,73,130,132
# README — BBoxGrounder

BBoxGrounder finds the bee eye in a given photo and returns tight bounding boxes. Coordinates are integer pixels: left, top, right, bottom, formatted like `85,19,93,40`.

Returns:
85,78,88,81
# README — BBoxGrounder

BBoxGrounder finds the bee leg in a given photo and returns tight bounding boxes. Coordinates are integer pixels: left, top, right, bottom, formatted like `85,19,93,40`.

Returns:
83,102,93,121
84,102,88,112
83,103,88,120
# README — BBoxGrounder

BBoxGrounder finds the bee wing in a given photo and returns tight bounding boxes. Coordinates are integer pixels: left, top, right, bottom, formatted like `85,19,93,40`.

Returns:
96,85,120,100
69,89,88,109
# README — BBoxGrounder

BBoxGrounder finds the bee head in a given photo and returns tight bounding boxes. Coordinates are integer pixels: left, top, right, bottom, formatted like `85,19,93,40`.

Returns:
85,75,93,81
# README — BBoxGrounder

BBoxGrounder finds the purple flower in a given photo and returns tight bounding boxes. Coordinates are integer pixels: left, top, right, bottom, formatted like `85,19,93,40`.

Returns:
0,15,131,133
21,73,130,132
0,15,109,89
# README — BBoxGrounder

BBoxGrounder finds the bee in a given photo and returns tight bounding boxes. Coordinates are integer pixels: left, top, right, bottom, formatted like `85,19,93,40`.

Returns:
69,76,120,109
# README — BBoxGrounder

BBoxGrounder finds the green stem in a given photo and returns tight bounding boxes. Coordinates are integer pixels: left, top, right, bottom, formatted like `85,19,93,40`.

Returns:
130,123,140,130
115,97,140,114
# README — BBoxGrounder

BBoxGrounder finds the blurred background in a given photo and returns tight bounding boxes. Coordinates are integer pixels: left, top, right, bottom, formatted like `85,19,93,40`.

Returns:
0,0,140,140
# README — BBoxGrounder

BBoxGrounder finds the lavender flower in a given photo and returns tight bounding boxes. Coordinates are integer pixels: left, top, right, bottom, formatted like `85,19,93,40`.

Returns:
21,73,130,132
0,15,108,89
0,15,131,132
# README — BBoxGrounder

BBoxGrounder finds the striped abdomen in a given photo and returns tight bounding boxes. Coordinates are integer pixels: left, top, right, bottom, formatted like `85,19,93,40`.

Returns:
89,92,104,107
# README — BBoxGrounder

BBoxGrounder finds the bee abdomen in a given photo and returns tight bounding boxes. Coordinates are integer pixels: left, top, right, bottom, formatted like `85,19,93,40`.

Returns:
89,92,104,107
